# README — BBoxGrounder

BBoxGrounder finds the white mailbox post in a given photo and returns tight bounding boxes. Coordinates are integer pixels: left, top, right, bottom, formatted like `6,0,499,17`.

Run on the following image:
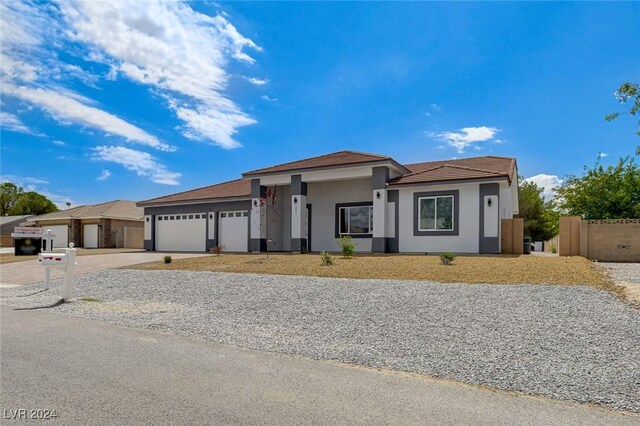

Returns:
38,242,77,300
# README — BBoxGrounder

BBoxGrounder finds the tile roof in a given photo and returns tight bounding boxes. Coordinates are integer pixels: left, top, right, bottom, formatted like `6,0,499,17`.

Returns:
243,150,392,176
30,200,143,221
393,156,516,185
138,179,251,205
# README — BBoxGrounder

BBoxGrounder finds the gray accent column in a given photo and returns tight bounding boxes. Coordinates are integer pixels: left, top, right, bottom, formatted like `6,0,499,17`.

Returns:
372,166,390,253
479,183,500,254
290,174,308,252
387,190,399,253
143,215,154,251
250,178,267,252
372,166,389,190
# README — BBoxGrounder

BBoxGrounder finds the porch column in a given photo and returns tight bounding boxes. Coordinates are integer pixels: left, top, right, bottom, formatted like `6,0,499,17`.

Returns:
290,174,307,252
372,166,389,253
250,179,267,252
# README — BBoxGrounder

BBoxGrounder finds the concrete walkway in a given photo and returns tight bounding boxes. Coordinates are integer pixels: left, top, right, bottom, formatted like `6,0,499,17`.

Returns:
0,251,209,287
2,308,637,425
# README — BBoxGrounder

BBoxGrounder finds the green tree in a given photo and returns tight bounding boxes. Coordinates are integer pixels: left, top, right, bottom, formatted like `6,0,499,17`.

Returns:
0,182,24,215
11,191,58,215
555,157,640,219
606,82,639,154
518,180,558,241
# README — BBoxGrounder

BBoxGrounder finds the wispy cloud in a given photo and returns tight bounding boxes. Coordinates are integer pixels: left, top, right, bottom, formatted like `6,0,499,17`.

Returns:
92,146,181,185
0,111,42,135
5,84,174,151
261,95,278,102
1,174,49,185
97,169,111,181
524,174,563,200
0,174,75,209
428,126,500,153
52,140,66,146
244,76,269,86
60,0,261,148
597,152,608,159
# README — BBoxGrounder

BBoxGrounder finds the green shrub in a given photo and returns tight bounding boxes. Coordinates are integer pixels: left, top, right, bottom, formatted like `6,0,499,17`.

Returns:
336,236,356,257
164,255,172,264
550,244,557,254
320,251,333,266
440,252,455,265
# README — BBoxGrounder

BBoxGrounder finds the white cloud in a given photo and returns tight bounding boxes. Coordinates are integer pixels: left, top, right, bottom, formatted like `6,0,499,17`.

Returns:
1,175,49,185
428,126,500,153
92,146,181,185
597,152,608,159
60,0,261,148
52,140,66,146
0,112,40,135
0,174,74,209
261,95,278,102
244,76,268,86
97,169,111,181
4,84,173,151
524,174,563,200
430,103,441,111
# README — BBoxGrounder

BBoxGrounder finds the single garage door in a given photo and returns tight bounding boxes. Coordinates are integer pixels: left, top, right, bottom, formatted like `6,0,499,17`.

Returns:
219,211,248,252
83,224,98,248
44,225,69,248
155,213,206,252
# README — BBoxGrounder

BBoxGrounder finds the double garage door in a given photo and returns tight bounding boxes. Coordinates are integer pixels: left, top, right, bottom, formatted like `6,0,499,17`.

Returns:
155,211,248,252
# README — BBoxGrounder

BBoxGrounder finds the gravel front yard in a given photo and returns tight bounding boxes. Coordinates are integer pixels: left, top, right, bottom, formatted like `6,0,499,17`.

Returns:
2,270,639,412
596,262,640,303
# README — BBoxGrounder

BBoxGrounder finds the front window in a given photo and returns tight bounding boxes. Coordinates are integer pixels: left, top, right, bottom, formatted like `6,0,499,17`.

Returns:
339,205,373,235
418,196,454,231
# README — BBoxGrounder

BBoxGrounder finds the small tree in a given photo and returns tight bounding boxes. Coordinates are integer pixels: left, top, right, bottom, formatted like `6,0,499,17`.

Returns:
0,182,23,215
518,180,559,241
12,191,58,215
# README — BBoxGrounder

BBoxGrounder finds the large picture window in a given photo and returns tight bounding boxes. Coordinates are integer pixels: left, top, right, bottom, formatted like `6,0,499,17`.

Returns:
338,205,373,235
418,195,454,231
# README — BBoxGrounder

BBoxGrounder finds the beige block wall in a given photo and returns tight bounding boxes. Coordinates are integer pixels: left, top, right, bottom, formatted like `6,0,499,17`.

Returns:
111,220,144,248
581,220,640,262
500,218,524,254
1,235,13,247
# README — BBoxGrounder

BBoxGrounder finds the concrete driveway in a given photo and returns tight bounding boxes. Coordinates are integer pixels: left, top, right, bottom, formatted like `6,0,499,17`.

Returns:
0,251,209,287
2,308,637,425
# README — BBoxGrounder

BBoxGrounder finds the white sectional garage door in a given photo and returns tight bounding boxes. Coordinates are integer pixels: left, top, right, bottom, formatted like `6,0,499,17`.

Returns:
219,211,248,252
155,213,206,252
45,225,69,248
83,224,98,248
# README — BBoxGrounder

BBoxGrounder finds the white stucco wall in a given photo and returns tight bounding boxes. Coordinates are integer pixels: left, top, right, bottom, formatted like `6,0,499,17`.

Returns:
397,182,481,253
307,178,373,252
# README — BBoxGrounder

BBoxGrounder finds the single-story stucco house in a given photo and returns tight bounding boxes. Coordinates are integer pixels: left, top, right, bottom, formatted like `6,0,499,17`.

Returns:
26,200,144,249
138,151,519,254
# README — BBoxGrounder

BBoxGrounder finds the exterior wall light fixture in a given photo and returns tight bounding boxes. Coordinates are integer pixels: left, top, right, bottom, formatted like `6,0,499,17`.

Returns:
376,191,381,199
293,197,298,205
488,198,492,207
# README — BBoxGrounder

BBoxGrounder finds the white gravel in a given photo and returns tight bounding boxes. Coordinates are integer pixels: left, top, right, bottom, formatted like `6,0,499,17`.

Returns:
2,269,639,412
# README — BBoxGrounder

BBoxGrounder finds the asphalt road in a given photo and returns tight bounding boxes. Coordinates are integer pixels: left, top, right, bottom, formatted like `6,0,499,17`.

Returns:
1,308,637,425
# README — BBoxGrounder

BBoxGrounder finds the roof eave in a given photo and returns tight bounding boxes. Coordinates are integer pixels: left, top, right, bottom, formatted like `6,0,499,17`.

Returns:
389,175,510,187
137,195,251,208
242,158,410,179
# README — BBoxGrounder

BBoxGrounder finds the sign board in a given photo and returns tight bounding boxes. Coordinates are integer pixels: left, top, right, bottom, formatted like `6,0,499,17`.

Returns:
14,238,41,256
13,226,43,234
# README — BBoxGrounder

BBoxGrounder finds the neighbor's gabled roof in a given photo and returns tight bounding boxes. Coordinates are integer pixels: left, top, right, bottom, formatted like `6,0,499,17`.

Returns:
137,178,251,206
242,150,406,176
391,156,517,186
28,200,143,222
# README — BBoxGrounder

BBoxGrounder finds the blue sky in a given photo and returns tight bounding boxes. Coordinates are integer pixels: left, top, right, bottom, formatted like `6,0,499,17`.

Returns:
1,1,638,207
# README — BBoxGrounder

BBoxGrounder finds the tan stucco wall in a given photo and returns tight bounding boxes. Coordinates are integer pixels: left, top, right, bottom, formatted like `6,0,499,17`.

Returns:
580,219,640,262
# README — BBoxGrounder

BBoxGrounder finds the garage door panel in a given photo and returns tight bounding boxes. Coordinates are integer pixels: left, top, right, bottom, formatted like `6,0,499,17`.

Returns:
219,211,248,252
156,213,206,252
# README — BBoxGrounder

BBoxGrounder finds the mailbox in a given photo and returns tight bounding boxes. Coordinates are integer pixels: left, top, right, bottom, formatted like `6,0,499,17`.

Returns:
39,253,68,266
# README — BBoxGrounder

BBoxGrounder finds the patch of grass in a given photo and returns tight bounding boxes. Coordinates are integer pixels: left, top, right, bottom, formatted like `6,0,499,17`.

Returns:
125,253,612,289
440,252,455,265
79,297,101,303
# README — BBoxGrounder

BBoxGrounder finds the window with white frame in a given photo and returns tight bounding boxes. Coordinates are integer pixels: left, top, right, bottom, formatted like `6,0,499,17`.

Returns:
339,205,373,235
418,195,454,231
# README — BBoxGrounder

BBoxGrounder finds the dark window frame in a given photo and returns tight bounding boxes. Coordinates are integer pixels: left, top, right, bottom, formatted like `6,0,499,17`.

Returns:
334,201,374,239
413,190,459,236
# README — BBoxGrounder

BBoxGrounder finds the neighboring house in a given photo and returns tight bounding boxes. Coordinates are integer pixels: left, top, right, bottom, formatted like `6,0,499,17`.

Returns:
27,200,144,249
0,215,34,247
138,151,519,254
